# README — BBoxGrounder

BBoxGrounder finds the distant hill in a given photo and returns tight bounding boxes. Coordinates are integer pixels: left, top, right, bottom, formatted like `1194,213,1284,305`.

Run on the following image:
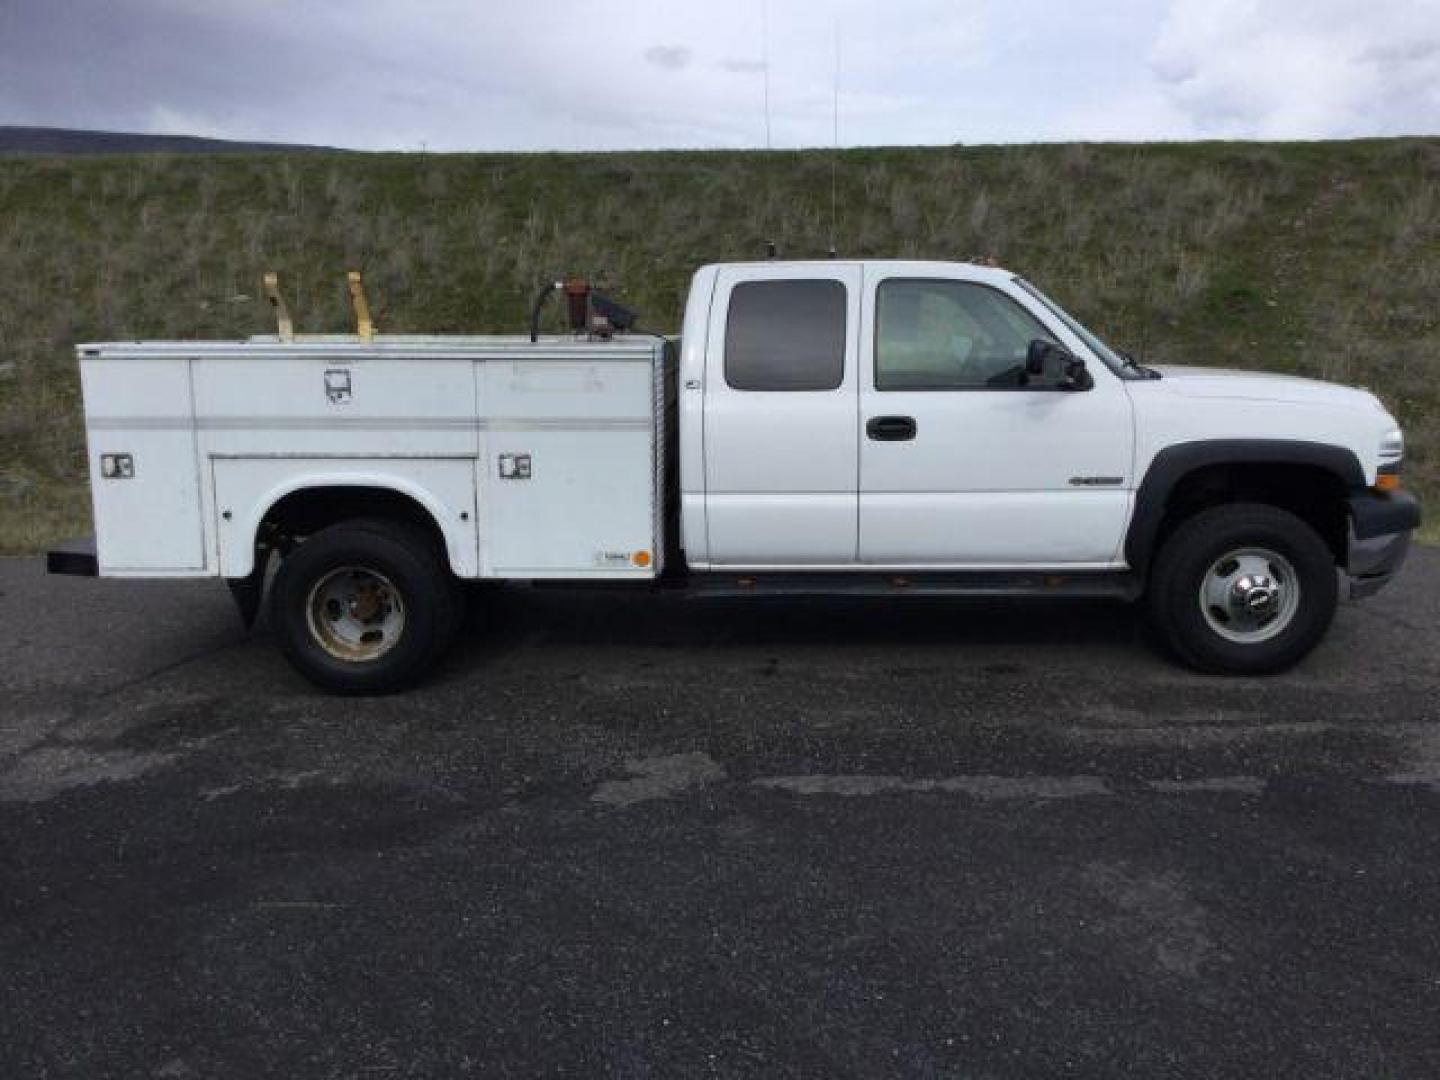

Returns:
0,125,340,156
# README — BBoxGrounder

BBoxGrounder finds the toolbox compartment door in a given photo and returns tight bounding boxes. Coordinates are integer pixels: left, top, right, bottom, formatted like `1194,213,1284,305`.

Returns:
82,356,207,574
478,355,660,577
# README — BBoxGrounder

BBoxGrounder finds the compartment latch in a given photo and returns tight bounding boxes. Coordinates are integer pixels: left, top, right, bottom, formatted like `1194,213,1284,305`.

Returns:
498,453,532,480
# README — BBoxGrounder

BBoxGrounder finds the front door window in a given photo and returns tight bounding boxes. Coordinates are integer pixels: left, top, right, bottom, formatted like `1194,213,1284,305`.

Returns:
875,279,1057,391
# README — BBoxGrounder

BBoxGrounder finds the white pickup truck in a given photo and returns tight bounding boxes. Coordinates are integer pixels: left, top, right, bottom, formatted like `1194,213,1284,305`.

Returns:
49,260,1419,691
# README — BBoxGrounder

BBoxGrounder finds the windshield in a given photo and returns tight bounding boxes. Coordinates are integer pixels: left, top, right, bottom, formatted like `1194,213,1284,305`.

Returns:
1014,278,1130,377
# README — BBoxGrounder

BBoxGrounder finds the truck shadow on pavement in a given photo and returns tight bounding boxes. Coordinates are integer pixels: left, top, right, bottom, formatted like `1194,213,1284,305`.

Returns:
453,585,1150,657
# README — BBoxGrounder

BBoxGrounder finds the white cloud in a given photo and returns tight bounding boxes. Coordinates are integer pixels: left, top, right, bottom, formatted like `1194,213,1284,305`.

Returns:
1149,0,1440,138
143,104,239,141
1,0,1437,149
643,45,693,71
721,58,768,74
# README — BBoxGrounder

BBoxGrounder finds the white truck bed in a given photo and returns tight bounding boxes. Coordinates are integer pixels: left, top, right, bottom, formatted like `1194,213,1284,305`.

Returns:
78,334,669,580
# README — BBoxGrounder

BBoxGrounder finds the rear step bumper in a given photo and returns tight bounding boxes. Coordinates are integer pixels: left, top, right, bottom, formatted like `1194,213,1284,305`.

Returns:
46,536,98,577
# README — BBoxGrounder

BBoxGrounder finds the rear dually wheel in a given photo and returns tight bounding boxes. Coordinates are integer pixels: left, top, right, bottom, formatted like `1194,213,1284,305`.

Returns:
270,518,461,693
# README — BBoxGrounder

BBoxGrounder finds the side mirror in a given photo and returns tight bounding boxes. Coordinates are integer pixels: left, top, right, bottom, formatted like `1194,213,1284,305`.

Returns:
1025,339,1092,391
1025,339,1054,377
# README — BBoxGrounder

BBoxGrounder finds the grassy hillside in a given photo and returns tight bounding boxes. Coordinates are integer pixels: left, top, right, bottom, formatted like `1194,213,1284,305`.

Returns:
1,140,1436,553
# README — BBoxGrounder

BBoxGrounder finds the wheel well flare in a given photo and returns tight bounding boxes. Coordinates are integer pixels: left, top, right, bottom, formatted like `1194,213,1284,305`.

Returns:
261,486,450,563
1128,441,1362,570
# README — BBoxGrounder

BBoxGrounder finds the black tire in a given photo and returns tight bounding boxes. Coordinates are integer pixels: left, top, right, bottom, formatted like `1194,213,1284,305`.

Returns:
1147,502,1338,675
270,517,461,693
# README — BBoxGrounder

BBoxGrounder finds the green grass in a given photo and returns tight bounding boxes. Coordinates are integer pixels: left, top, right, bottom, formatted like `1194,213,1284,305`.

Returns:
1,140,1437,553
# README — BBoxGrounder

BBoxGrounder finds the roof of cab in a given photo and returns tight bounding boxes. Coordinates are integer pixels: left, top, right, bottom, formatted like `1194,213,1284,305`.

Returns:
698,259,1017,285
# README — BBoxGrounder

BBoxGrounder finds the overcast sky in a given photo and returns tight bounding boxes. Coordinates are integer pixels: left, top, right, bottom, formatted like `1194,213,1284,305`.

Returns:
1,0,1437,151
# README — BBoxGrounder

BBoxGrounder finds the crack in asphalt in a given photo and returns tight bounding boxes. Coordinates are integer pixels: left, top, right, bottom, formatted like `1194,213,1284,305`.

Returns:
97,633,247,697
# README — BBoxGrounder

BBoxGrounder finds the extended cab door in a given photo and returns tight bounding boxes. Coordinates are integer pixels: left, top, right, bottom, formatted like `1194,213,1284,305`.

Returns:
858,268,1134,567
702,264,862,565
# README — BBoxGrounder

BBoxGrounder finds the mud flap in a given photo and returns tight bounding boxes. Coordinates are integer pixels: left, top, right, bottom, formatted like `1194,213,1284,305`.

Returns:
225,548,270,630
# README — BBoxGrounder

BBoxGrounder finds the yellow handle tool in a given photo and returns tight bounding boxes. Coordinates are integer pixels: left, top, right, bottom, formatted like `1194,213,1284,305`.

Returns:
347,271,374,342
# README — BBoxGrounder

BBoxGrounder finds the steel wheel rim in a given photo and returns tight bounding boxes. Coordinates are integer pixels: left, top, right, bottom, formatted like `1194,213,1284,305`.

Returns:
305,566,406,662
1198,546,1300,644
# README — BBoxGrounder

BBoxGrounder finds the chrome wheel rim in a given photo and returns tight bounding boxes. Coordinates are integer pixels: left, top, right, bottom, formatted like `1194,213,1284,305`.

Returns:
305,566,406,662
1199,547,1300,644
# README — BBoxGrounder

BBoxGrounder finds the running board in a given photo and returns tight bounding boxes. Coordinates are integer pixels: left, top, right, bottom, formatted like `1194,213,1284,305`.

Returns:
670,571,1141,602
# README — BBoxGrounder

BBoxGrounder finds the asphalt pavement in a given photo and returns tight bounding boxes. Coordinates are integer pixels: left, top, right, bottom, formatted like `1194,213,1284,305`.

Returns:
3,550,1440,1078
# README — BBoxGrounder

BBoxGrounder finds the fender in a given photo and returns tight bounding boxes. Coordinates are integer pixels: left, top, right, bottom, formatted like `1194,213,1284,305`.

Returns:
225,471,475,579
1125,439,1365,572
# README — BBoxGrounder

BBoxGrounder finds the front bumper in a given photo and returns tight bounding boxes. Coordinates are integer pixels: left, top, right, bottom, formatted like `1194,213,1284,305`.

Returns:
1346,491,1420,599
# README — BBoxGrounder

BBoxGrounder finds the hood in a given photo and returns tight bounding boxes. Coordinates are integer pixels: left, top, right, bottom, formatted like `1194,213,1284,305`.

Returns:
1148,365,1384,413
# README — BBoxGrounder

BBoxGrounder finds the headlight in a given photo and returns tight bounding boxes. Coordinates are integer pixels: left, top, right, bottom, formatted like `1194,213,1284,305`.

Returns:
1380,429,1404,460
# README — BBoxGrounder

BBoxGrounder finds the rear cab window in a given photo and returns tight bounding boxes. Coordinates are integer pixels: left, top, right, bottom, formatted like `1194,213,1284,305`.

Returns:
725,279,847,391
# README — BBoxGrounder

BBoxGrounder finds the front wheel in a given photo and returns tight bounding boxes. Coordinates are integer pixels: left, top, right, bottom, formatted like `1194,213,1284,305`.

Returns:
1147,503,1339,675
270,518,461,693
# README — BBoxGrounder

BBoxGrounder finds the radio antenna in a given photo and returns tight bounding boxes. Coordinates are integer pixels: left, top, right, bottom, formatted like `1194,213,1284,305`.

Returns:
761,0,772,149
829,18,840,257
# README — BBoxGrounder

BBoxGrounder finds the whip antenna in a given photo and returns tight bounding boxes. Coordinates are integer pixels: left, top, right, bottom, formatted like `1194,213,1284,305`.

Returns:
762,0,773,149
829,18,840,257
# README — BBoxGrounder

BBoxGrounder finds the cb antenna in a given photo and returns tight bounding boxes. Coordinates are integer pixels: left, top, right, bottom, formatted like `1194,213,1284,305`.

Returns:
762,0,772,150
829,18,840,258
